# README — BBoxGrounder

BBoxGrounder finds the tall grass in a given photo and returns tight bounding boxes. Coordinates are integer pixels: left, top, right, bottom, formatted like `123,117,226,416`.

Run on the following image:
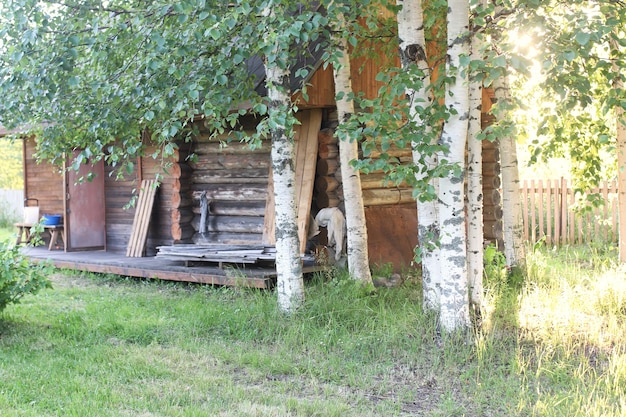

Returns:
0,246,624,416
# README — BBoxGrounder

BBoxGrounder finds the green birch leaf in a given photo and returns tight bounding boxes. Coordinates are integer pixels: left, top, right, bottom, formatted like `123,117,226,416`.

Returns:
575,31,591,46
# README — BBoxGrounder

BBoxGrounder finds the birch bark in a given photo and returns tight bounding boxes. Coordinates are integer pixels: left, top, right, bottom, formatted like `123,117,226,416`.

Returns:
466,5,485,310
264,9,304,312
438,0,471,332
494,74,525,268
331,13,373,284
396,0,441,310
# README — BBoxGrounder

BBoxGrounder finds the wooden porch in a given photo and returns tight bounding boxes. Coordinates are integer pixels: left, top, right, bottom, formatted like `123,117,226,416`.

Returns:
22,246,321,289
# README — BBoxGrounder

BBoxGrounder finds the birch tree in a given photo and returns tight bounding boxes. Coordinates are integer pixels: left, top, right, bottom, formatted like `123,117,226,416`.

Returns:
466,0,486,309
494,74,525,268
438,0,471,331
263,7,305,311
328,5,373,284
396,0,441,310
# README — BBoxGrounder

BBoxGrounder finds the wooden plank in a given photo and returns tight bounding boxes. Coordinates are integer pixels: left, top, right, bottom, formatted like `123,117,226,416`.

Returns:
262,168,275,245
262,109,323,253
296,109,322,253
126,180,158,257
546,179,552,245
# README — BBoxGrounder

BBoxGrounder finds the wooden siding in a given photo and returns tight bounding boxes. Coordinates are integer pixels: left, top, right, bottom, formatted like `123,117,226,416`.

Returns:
103,160,138,253
22,137,64,220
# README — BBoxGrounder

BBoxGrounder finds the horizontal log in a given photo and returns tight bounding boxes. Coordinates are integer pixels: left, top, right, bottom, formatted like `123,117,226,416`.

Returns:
362,188,414,206
314,176,340,193
485,188,501,206
171,193,194,209
363,145,412,159
484,219,503,236
165,163,193,179
314,193,340,208
482,162,501,175
481,147,500,163
191,200,266,217
192,168,269,184
318,143,339,159
171,209,194,225
334,168,342,182
188,153,271,171
191,185,268,201
316,158,339,176
482,175,501,189
318,129,338,145
191,215,265,234
481,114,496,126
192,139,270,155
360,172,408,190
171,223,195,241
483,205,503,220
193,129,257,142
192,232,263,246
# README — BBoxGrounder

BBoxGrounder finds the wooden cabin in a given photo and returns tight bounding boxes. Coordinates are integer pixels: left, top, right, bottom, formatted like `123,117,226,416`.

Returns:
14,8,504,281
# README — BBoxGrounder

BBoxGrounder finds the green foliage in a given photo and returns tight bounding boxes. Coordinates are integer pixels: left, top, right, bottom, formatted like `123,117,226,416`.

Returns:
0,139,23,190
483,244,509,292
0,0,328,177
0,241,52,314
507,0,625,191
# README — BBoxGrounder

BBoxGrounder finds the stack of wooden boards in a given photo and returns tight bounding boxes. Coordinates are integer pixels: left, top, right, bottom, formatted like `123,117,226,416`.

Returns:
156,244,274,264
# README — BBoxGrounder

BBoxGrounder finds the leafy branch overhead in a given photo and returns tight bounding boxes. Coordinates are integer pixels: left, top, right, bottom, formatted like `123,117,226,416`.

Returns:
0,0,327,177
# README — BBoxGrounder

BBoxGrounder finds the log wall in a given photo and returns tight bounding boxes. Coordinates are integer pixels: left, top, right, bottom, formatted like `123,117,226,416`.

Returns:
140,140,195,254
481,88,504,247
185,121,271,246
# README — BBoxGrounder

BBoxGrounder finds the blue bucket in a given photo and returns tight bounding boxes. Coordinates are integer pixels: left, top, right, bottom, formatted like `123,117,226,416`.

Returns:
41,214,62,226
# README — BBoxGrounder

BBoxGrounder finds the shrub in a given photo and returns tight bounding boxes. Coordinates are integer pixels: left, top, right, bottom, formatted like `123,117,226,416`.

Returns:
0,241,52,314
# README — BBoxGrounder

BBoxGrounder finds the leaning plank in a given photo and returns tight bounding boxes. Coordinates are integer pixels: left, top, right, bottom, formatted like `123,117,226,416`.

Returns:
126,179,158,257
261,109,322,252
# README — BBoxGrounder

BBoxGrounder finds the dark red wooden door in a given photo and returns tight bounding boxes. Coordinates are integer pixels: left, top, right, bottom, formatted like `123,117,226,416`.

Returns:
65,154,106,251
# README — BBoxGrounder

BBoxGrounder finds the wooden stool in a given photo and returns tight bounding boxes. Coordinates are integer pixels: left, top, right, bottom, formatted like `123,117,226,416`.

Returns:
45,225,65,251
14,222,33,245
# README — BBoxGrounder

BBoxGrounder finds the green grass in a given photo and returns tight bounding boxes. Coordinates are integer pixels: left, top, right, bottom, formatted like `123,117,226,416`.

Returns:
1,246,625,416
0,227,16,243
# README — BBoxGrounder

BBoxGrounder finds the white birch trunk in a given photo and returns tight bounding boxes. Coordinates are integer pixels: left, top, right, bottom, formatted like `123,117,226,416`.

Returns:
331,16,373,284
438,0,471,332
494,75,525,268
396,0,441,310
466,7,485,310
610,37,626,263
264,11,304,312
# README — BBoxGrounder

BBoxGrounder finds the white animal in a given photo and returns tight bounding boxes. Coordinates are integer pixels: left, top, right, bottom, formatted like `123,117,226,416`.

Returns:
314,207,346,261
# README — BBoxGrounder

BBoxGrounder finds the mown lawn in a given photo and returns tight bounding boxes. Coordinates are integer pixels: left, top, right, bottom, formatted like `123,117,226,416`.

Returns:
0,245,625,416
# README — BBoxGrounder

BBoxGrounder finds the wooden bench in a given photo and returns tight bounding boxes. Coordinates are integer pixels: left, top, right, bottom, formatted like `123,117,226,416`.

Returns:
14,223,65,251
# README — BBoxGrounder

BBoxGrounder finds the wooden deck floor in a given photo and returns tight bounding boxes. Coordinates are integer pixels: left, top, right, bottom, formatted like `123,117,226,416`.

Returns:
22,246,319,289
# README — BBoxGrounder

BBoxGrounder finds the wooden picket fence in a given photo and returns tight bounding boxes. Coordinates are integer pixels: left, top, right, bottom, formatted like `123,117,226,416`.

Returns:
520,178,618,245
